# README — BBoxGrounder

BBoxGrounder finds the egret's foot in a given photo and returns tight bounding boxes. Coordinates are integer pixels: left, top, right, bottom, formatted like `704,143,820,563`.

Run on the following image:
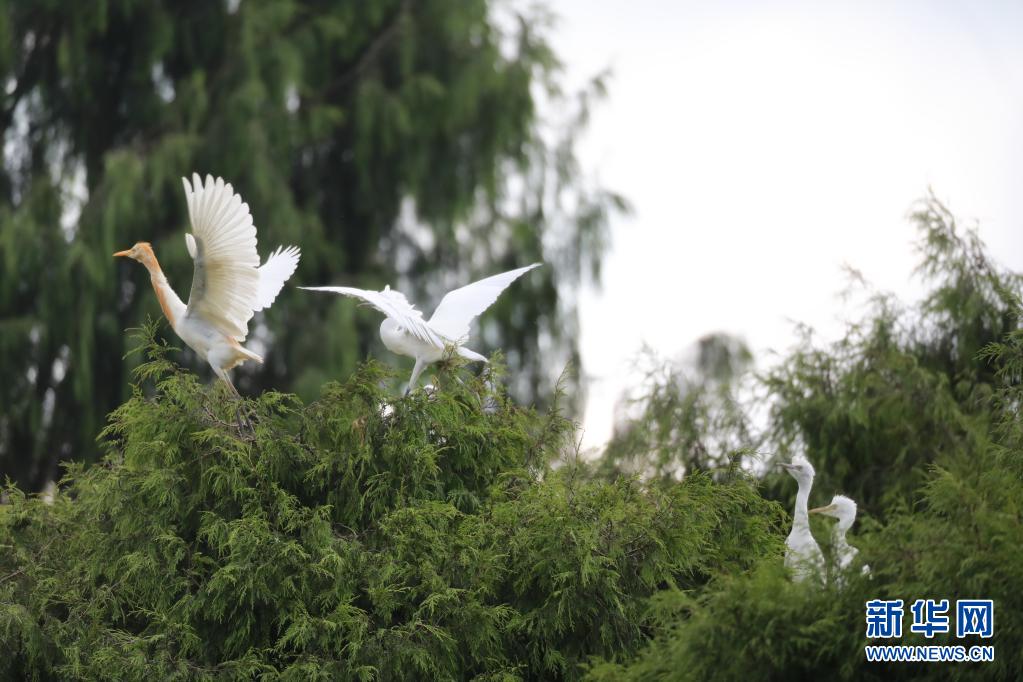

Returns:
234,401,256,436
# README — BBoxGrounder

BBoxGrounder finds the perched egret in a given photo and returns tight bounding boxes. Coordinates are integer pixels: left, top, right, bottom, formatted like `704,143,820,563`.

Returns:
302,263,541,389
810,494,870,580
780,454,825,583
114,174,300,395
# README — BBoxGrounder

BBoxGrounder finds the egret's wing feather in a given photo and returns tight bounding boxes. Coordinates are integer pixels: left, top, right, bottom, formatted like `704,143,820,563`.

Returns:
428,263,541,343
182,173,260,341
301,285,444,347
254,245,301,311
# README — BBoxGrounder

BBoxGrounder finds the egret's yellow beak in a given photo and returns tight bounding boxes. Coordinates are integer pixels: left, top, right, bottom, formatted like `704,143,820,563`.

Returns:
809,503,838,515
113,249,131,258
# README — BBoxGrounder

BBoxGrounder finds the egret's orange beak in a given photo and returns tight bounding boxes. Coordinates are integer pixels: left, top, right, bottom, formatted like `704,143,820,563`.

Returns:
113,249,131,258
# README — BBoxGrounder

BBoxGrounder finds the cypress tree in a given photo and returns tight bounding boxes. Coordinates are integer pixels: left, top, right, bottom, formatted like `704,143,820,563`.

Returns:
1,321,781,679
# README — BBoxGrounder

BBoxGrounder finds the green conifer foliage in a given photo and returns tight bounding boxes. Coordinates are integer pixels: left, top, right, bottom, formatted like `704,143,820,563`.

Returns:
1,320,781,679
586,429,1023,680
762,195,1017,515
598,336,757,481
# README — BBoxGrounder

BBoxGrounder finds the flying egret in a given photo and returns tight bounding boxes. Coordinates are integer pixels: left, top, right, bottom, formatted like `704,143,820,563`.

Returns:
301,263,541,389
780,454,825,583
810,494,870,581
114,173,300,395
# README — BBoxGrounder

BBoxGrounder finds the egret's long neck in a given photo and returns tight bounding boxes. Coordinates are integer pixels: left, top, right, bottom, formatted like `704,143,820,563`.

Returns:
141,252,186,327
792,479,812,531
834,519,853,549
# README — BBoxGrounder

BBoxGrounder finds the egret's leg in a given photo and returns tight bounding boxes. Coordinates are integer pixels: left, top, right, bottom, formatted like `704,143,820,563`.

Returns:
216,368,251,431
406,358,428,395
218,370,240,398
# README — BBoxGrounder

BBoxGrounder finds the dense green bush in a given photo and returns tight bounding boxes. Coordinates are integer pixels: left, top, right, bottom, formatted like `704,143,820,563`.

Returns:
0,322,783,680
585,438,1023,680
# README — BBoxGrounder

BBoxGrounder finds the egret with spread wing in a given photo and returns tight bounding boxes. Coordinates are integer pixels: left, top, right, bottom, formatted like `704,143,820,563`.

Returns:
114,173,300,395
780,454,825,583
302,264,541,389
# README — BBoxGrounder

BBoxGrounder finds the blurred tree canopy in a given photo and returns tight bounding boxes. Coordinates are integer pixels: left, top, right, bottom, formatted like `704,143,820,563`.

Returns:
596,334,757,482
0,0,624,490
597,195,1020,517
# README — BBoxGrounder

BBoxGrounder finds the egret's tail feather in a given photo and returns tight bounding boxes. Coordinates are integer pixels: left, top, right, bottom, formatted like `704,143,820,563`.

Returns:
226,342,263,368
458,347,487,363
239,346,264,364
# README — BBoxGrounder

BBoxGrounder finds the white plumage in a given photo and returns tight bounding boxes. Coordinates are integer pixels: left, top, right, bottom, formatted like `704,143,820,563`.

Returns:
114,173,300,394
302,263,541,389
810,494,870,582
182,175,259,337
428,266,541,343
780,454,826,583
255,246,302,312
316,285,447,349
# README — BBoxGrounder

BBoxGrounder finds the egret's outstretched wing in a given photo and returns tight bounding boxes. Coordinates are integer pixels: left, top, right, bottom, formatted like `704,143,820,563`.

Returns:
182,173,260,341
428,263,541,343
254,246,301,312
301,285,444,348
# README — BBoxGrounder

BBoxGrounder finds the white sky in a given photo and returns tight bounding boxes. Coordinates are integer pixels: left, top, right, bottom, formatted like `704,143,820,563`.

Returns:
548,0,1023,448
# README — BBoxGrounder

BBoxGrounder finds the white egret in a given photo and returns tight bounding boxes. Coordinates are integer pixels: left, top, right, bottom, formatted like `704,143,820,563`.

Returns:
115,173,300,395
301,263,541,389
810,494,870,580
780,454,825,583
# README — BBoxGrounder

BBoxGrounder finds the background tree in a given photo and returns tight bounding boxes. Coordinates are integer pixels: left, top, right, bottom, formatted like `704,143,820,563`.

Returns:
0,0,624,491
761,195,1018,516
593,194,1019,517
597,334,756,482
585,195,1023,680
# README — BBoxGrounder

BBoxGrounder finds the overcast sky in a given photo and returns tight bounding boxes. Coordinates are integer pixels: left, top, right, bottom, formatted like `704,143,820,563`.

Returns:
548,0,1023,448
